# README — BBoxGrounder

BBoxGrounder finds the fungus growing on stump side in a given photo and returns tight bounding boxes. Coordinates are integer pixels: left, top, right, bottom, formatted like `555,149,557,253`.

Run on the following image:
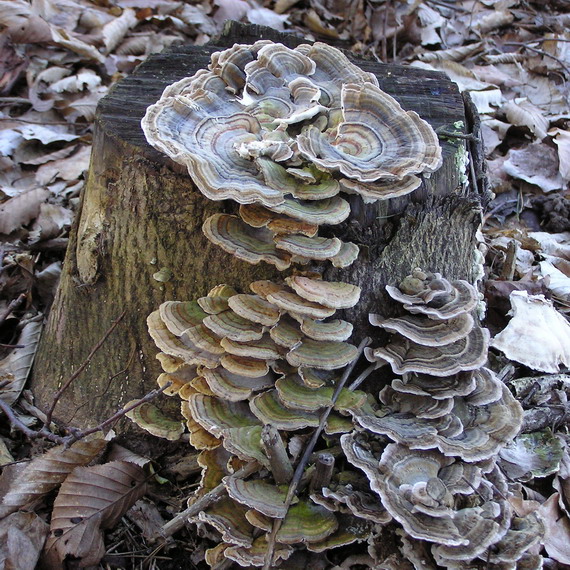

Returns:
139,36,541,567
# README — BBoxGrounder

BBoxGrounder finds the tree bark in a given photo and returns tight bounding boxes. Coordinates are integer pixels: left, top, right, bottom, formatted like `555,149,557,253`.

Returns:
32,22,486,430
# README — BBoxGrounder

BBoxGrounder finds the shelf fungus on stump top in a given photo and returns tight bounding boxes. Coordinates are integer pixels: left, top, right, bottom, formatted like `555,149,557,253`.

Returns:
142,41,442,266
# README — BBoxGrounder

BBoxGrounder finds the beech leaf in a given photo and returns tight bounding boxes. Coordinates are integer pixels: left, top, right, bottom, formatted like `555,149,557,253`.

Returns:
0,438,106,519
0,511,49,570
44,460,147,567
0,188,50,234
0,319,43,404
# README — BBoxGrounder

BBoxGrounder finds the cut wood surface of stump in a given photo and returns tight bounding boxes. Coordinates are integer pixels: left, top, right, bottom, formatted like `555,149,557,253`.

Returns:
33,22,484,430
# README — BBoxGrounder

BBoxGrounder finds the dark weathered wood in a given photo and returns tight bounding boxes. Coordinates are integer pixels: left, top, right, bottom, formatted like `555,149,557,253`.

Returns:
33,22,480,429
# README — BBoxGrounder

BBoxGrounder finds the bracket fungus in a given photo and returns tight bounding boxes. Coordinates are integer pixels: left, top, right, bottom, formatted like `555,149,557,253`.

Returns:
142,41,442,268
139,34,537,566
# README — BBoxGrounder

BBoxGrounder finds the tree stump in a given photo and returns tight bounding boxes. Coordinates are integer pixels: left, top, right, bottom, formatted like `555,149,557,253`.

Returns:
33,22,486,430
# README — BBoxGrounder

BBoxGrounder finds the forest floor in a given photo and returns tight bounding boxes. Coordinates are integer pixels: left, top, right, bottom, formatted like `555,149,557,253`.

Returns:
0,0,569,568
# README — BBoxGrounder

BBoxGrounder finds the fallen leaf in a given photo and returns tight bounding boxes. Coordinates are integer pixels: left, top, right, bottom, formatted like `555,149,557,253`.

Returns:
35,145,91,185
539,260,570,298
0,511,49,570
15,124,78,145
0,438,13,466
44,460,147,567
247,7,288,31
499,430,564,480
49,68,102,93
0,32,28,95
0,437,106,519
503,99,549,140
503,143,565,192
0,319,43,404
0,188,50,234
529,231,570,260
491,291,570,373
538,493,570,564
30,203,73,242
550,128,570,182
0,0,52,43
212,0,248,24
102,7,138,53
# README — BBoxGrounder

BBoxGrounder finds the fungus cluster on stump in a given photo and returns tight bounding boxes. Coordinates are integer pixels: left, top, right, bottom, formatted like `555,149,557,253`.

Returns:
138,41,541,568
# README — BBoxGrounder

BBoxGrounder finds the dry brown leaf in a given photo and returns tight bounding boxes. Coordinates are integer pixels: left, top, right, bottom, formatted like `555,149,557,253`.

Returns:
0,438,13,466
49,69,102,94
0,511,49,570
102,7,138,53
491,291,570,373
503,99,549,140
56,86,108,122
0,319,43,404
35,145,91,185
0,32,28,94
0,437,106,519
30,203,73,242
0,188,50,235
503,143,565,192
0,0,52,43
50,27,106,63
44,460,147,568
213,0,248,24
16,124,78,145
550,128,570,182
538,493,570,564
247,7,288,31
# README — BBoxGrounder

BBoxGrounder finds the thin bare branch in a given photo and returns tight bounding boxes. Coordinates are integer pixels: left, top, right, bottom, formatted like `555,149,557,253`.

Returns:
43,310,126,428
152,462,259,542
263,337,371,570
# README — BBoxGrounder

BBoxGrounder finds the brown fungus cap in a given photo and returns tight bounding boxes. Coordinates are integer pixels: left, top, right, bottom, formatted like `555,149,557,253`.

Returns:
367,326,490,376
287,338,359,370
227,294,281,326
203,309,264,342
203,214,292,271
147,311,221,368
370,312,474,347
200,367,275,402
286,276,361,309
297,83,441,184
187,393,260,438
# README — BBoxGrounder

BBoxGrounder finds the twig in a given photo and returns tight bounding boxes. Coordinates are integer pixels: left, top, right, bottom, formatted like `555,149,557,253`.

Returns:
348,362,380,391
503,41,570,77
0,293,27,328
152,462,259,542
0,397,67,445
67,344,136,424
262,337,371,570
436,129,480,142
64,384,172,444
0,383,170,446
43,310,126,429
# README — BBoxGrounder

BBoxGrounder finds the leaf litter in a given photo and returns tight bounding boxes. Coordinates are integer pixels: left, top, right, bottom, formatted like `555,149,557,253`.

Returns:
0,0,569,567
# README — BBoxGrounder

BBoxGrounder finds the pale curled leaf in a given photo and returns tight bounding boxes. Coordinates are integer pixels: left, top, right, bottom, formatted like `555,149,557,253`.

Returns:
0,319,43,404
0,438,106,519
491,291,570,373
0,511,49,570
102,7,138,53
45,461,147,567
537,493,570,564
0,188,50,234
